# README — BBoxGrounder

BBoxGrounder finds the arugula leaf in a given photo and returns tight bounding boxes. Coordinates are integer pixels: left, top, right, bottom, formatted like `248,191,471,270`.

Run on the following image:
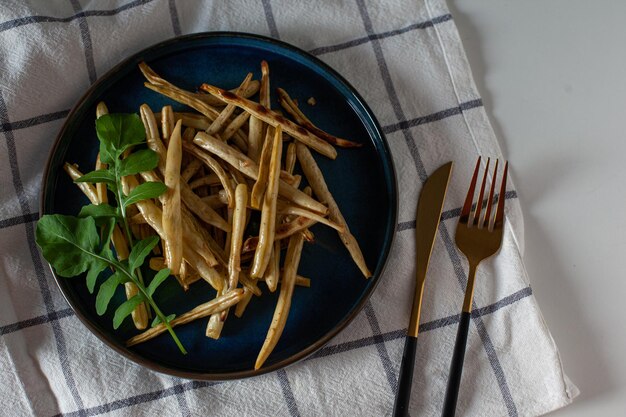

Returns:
96,114,119,164
79,203,118,220
79,206,118,253
113,294,144,329
100,217,116,250
128,236,159,273
96,114,145,163
86,259,109,294
119,149,159,177
106,182,119,196
35,215,108,278
95,272,122,315
148,268,171,296
75,169,115,184
124,182,167,208
152,313,176,328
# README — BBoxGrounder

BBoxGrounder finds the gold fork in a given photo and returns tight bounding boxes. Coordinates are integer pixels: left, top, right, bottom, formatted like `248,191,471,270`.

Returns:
441,157,509,417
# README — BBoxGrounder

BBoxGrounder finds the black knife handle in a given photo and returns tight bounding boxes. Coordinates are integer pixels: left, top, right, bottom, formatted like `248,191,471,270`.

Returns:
392,335,418,417
441,311,472,417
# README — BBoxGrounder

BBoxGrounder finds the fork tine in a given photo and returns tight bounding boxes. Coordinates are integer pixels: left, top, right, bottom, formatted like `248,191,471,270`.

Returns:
494,160,509,227
483,159,499,229
474,158,490,227
460,157,481,221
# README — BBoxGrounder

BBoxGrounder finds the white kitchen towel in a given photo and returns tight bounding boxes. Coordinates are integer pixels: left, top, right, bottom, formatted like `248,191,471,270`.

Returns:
0,0,578,416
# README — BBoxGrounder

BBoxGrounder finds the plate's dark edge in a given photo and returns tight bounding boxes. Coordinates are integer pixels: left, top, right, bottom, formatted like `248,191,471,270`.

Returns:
39,31,399,381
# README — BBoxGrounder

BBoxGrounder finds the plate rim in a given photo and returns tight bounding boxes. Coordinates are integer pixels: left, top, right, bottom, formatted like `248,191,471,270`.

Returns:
40,31,399,380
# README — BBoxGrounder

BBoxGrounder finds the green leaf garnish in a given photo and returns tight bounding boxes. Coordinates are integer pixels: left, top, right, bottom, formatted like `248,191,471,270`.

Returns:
96,114,146,164
99,217,116,253
113,294,144,329
86,259,109,294
96,272,122,315
148,268,171,296
36,112,187,355
128,236,159,273
35,215,109,278
79,203,119,220
124,182,167,208
75,169,115,184
119,149,160,177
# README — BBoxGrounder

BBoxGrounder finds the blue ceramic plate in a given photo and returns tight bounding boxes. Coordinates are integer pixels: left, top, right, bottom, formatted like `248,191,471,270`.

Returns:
41,32,397,379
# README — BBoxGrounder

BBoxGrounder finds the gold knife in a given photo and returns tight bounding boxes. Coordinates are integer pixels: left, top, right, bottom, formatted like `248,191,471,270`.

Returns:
393,161,453,417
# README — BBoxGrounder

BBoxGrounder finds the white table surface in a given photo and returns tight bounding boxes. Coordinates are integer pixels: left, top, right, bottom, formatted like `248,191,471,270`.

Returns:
451,1,626,416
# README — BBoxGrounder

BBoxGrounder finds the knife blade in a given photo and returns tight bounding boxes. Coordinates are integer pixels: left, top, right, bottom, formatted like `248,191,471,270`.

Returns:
409,161,453,337
393,161,453,417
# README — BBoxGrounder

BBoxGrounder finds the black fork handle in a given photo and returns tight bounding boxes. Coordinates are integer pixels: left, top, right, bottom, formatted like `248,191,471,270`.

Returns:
441,311,471,417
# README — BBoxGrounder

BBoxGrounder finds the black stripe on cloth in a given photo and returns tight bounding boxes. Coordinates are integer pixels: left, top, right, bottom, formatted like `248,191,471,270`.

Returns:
475,318,518,415
355,0,428,182
0,0,154,33
54,381,220,417
277,369,302,417
0,109,68,133
396,190,519,231
310,286,532,360
261,0,280,39
383,98,483,134
169,378,191,417
363,301,399,392
69,0,97,84
309,13,452,56
168,0,182,36
0,308,74,335
0,91,86,412
309,329,406,360
438,222,518,416
473,286,532,316
0,212,39,229
55,288,531,417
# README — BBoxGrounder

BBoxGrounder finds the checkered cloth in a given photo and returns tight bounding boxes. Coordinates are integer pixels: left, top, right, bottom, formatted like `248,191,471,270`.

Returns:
0,0,578,416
